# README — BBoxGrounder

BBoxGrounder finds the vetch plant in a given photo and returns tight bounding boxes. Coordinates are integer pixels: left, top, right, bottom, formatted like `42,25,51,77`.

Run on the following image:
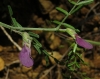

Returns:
0,0,99,78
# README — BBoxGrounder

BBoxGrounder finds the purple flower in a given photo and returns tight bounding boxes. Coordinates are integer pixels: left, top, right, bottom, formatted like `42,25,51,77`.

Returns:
75,34,93,49
66,28,93,49
19,44,33,67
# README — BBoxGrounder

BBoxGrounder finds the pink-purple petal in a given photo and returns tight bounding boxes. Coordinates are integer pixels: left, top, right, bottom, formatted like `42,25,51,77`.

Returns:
19,45,33,67
76,35,93,49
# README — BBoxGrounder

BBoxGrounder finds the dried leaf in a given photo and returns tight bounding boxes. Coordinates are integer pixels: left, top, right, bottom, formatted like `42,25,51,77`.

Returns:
49,51,62,64
0,45,3,52
0,57,5,71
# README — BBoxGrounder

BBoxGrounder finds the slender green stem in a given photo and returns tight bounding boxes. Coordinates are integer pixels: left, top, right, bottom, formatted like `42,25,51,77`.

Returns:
0,22,67,32
56,0,81,29
1,22,99,46
12,30,22,35
71,5,83,14
86,39,100,45
69,0,80,14
0,0,81,33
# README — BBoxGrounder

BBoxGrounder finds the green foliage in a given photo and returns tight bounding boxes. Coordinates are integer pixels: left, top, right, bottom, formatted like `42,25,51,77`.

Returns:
73,44,77,53
66,50,83,72
68,0,93,5
28,32,39,38
56,7,69,15
8,5,23,28
44,55,50,66
53,20,80,32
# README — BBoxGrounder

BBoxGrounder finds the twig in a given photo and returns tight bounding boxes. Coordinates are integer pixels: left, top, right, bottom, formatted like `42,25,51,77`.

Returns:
85,2,100,18
39,65,56,79
5,68,9,79
73,72,81,79
0,26,22,51
6,60,20,67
